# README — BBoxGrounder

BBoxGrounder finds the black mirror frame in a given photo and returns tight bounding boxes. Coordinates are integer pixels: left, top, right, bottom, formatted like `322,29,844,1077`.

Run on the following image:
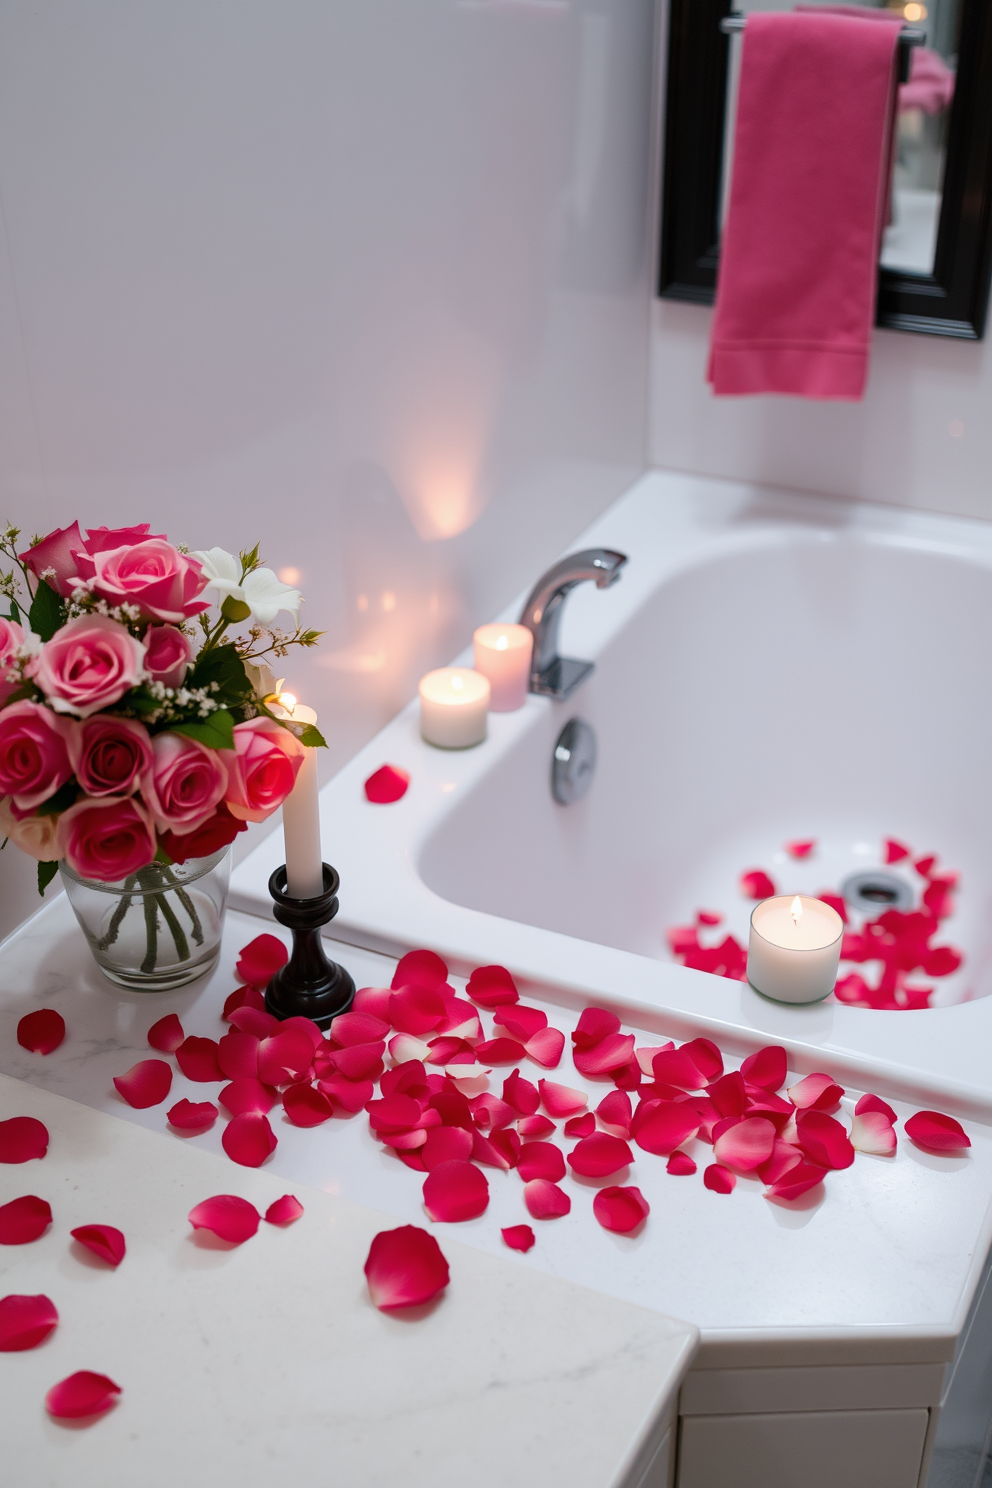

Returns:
658,0,992,340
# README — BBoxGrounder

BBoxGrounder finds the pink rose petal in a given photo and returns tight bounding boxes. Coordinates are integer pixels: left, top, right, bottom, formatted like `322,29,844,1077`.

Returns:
850,1111,897,1156
523,1179,571,1219
364,763,410,803
539,1079,588,1118
523,1027,565,1068
502,1224,535,1252
787,1072,844,1112
681,1037,724,1082
666,1150,697,1176
367,1093,425,1133
176,1036,224,1083
593,1185,649,1234
265,1194,304,1225
382,1129,428,1152
113,1059,172,1109
318,1073,375,1113
708,1072,748,1118
217,1028,260,1081
465,964,519,1008
703,1163,736,1194
279,1019,325,1054
257,1029,314,1087
16,1009,65,1055
494,1005,547,1042
228,1006,280,1039
596,1089,633,1137
392,949,449,991
282,1083,334,1127
855,1093,897,1123
475,1037,527,1064
636,1043,674,1076
884,838,911,864
0,1116,49,1163
146,1013,184,1053
905,1110,971,1152
0,1293,58,1350
517,1141,566,1183
573,1033,636,1077
758,1139,804,1186
567,1132,632,1178
471,1130,512,1170
352,986,393,1019
651,1048,707,1090
564,1112,596,1138
785,839,816,859
741,869,776,899
188,1194,260,1243
422,1159,489,1222
167,1098,218,1132
334,1041,386,1081
422,1127,474,1169
222,1112,277,1167
632,1101,700,1155
795,1110,855,1170
218,1077,276,1117
222,985,267,1021
517,1114,556,1139
571,1007,621,1049
765,1162,826,1201
70,1224,125,1268
740,1045,788,1092
332,1011,391,1046
236,934,289,988
389,986,447,1036
364,1224,449,1310
697,909,722,926
502,1069,540,1116
45,1370,121,1420
388,1033,431,1064
713,1116,777,1172
0,1195,52,1244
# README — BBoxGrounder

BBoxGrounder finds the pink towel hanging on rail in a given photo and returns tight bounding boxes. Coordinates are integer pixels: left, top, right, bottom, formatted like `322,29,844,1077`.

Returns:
707,11,901,401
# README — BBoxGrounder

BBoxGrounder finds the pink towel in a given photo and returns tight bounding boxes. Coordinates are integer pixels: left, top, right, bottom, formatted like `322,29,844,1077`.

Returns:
707,12,900,401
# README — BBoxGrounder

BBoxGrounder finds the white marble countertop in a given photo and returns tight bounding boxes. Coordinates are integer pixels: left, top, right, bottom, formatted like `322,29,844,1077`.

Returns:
1,896,991,1371
0,1073,694,1487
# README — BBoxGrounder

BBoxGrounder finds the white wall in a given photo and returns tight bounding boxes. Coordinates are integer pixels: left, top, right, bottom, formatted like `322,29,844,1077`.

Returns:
0,0,657,935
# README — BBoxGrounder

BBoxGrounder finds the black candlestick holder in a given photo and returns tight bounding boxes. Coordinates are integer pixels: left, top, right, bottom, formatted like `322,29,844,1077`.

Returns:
264,863,356,1029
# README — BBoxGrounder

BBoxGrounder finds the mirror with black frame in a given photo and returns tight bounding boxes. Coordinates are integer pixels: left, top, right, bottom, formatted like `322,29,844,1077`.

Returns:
660,0,992,338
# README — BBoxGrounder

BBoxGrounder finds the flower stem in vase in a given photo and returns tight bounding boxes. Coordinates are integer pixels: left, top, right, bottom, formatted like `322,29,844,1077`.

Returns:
140,879,159,974
153,889,190,964
96,874,138,952
162,866,204,947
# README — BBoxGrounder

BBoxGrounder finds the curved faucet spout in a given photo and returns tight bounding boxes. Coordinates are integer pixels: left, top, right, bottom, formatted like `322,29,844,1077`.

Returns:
518,548,627,700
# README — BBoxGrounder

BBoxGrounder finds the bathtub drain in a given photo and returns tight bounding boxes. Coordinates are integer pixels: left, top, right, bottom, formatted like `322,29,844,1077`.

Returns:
840,870,914,915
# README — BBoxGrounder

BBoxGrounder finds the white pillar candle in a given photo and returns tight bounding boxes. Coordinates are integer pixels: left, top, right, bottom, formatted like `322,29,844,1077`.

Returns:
747,895,843,1004
472,623,533,712
418,667,490,748
277,695,324,899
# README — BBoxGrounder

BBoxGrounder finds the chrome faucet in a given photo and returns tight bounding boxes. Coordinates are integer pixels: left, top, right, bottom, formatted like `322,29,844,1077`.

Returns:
518,548,627,700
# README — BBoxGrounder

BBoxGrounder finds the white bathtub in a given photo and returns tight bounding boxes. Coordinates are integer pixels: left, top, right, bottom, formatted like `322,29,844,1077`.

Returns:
231,469,992,1118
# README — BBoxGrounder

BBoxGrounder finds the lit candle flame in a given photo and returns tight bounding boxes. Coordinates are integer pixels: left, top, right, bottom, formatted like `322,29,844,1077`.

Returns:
278,691,297,713
450,675,464,691
790,895,803,927
495,634,508,651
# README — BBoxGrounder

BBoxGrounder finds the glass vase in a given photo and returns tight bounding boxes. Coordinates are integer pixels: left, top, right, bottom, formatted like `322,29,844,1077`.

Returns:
60,846,231,991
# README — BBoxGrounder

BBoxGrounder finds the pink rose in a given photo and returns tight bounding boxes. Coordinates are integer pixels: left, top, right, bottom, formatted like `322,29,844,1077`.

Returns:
77,524,166,559
18,522,85,597
140,731,228,833
0,700,75,810
142,624,193,689
57,796,156,881
0,796,59,861
222,716,305,823
31,615,145,717
0,616,25,708
85,540,209,622
70,715,153,797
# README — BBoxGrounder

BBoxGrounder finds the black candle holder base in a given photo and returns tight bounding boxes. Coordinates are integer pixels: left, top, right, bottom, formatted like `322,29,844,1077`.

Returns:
264,863,356,1029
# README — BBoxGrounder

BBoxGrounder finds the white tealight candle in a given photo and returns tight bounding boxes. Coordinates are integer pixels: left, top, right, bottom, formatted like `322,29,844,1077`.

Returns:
418,667,490,748
276,694,324,899
747,894,843,1004
472,623,533,712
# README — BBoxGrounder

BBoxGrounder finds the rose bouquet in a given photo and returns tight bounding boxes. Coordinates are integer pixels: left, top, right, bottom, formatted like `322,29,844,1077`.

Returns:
0,521,322,985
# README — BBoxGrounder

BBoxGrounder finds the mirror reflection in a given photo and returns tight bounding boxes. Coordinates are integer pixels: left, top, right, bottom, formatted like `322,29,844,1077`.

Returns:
720,0,961,275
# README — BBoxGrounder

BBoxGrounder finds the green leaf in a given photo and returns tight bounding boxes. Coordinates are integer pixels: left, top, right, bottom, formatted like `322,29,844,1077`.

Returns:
8,600,20,624
296,722,327,748
188,643,253,709
171,708,235,750
28,580,65,642
37,779,79,816
38,860,59,895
